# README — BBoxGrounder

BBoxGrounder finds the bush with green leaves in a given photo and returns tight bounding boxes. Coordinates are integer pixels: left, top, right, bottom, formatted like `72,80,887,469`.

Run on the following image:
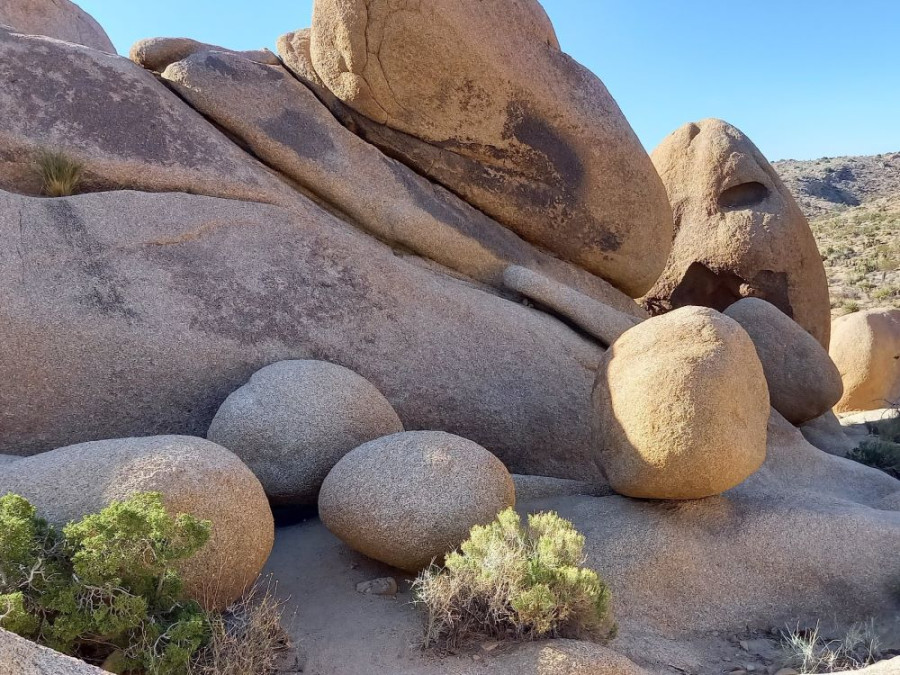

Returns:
848,440,900,479
413,507,615,649
0,492,211,674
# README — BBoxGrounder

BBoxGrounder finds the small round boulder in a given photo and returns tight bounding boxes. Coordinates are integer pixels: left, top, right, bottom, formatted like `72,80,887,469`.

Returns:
725,298,843,424
208,360,404,504
319,431,515,571
592,306,769,500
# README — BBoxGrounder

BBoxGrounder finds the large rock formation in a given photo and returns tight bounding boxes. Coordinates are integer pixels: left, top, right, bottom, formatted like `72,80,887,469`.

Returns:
724,298,843,424
0,188,604,480
0,436,274,610
0,0,115,52
831,308,900,412
642,119,832,348
303,0,674,297
593,307,769,499
0,27,295,206
0,627,106,674
319,431,515,571
208,360,404,505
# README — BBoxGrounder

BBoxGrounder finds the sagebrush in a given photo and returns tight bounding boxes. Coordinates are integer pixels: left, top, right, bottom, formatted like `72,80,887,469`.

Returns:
413,508,615,650
0,492,211,674
36,149,83,197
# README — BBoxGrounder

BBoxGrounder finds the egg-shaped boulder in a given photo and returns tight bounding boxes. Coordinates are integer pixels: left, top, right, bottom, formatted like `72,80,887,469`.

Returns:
724,298,843,424
592,307,769,499
830,308,900,413
318,431,515,571
208,360,404,505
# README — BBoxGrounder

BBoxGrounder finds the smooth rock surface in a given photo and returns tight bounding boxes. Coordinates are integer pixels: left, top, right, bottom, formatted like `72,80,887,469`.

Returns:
830,308,900,412
208,360,404,505
593,307,770,499
0,27,295,206
307,0,674,297
0,189,604,480
799,410,859,456
0,0,114,52
129,36,278,72
724,298,843,424
319,431,515,571
158,49,639,314
0,627,104,674
642,119,832,348
0,436,274,610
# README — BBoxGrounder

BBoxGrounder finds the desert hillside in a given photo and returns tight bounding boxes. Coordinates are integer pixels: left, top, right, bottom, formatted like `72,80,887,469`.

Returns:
774,153,900,314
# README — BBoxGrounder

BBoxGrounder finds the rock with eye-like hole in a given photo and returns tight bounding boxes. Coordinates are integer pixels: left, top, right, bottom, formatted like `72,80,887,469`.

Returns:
640,118,831,348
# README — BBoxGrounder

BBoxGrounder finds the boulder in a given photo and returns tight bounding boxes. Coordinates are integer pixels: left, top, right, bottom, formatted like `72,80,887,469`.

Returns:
1,627,105,674
592,306,769,499
0,436,274,610
157,49,640,314
724,298,843,424
642,119,832,348
208,360,404,505
0,27,296,207
319,431,515,571
0,0,114,52
0,188,604,481
306,0,674,297
503,265,643,347
830,309,900,412
129,37,279,72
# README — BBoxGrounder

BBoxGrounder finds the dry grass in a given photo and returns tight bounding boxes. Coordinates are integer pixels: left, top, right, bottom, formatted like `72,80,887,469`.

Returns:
191,578,289,675
781,621,882,673
36,149,83,197
413,508,615,651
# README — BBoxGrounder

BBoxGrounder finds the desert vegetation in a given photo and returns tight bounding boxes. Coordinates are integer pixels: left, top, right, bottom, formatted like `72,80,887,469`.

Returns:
36,149,84,197
413,508,615,650
847,409,900,479
781,621,882,673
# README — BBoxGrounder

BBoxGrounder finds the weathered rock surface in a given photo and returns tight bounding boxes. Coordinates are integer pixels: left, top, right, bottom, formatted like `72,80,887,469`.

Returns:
306,0,674,297
0,627,104,675
504,265,644,346
0,455,19,466
799,410,859,456
0,27,295,206
157,49,638,313
831,308,900,412
724,298,843,424
0,0,114,52
593,307,769,499
0,189,604,480
0,436,274,610
512,475,612,501
319,431,515,571
129,36,278,72
208,360,404,505
642,119,832,348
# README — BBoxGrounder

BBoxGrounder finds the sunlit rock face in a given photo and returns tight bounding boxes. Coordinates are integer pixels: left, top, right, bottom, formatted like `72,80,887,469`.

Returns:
307,0,674,298
0,0,116,52
642,118,831,348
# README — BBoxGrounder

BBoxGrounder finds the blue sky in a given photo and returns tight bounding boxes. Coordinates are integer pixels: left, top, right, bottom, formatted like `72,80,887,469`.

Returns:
79,0,900,161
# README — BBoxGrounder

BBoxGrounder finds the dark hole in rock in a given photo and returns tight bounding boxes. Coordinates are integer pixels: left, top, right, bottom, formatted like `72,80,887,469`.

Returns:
718,181,769,210
668,262,747,312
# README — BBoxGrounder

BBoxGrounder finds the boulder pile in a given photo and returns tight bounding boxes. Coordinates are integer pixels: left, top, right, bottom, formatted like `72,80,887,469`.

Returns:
0,1,898,673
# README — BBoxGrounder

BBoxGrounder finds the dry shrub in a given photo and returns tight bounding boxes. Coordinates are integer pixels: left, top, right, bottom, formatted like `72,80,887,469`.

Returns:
191,578,289,675
781,620,881,673
413,508,615,650
36,149,83,197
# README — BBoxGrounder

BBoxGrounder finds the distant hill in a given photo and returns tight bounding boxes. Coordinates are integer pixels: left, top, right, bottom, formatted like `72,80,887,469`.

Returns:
773,152,900,315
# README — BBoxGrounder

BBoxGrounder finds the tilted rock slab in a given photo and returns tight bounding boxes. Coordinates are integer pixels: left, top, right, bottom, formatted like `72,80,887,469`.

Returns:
0,0,115,52
831,308,900,412
0,27,297,207
156,48,642,316
0,436,274,610
306,0,674,297
0,188,603,480
0,627,105,674
642,119,832,348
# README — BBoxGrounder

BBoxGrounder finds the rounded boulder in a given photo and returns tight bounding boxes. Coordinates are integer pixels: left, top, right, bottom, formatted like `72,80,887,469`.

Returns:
724,298,843,424
318,431,515,571
208,360,404,505
0,436,274,610
830,308,900,413
592,306,769,500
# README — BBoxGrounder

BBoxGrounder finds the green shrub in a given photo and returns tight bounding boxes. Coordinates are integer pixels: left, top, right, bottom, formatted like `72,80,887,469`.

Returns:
36,150,83,197
412,508,615,650
0,492,211,674
847,440,900,479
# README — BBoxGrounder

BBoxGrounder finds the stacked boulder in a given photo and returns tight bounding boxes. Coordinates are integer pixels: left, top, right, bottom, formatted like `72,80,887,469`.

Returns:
830,308,900,412
0,0,115,52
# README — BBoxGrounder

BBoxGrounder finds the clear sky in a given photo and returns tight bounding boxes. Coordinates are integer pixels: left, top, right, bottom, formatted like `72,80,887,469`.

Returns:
79,0,900,161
